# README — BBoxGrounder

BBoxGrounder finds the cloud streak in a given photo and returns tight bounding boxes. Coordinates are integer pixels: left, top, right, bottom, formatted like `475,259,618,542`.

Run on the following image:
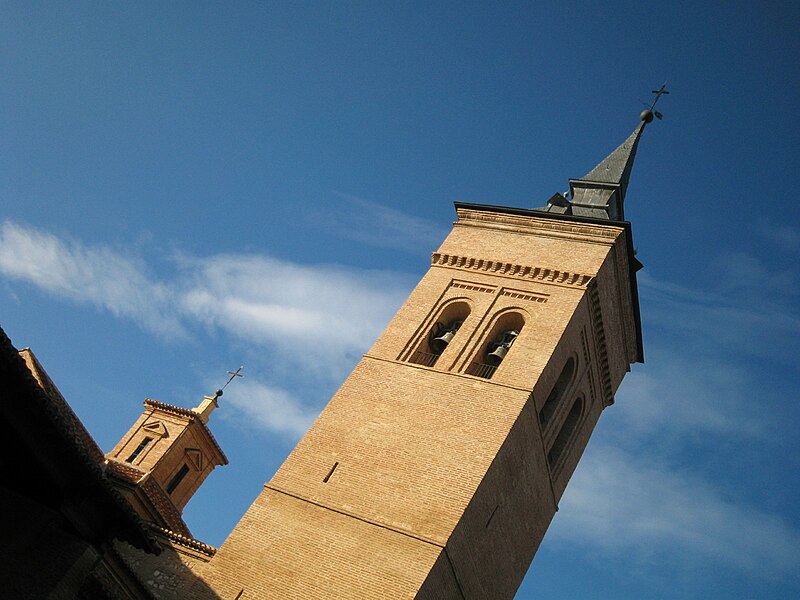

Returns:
220,378,318,439
553,446,800,577
565,250,800,579
639,270,800,368
318,192,447,253
0,219,411,434
612,354,766,439
179,253,411,377
0,221,184,337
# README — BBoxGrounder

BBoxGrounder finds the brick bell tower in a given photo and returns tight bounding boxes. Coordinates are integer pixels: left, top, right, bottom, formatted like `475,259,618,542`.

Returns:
105,389,228,534
198,109,657,599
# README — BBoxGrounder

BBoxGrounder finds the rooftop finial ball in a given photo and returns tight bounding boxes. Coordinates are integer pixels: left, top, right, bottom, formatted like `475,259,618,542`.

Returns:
640,109,654,123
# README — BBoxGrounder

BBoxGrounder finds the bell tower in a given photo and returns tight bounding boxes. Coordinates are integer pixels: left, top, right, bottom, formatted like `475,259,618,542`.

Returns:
198,111,655,599
105,390,228,533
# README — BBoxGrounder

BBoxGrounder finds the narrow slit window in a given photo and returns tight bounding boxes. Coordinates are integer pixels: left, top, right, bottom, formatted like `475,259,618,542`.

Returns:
166,464,190,495
323,462,339,483
126,436,153,463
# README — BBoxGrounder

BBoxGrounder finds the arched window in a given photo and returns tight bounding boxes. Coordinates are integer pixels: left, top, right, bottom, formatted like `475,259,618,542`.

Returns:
409,301,471,367
547,396,583,470
539,357,576,428
467,311,525,379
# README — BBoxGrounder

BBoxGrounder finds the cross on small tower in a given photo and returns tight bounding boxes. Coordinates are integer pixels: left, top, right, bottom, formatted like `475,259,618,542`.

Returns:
223,366,244,390
214,366,244,399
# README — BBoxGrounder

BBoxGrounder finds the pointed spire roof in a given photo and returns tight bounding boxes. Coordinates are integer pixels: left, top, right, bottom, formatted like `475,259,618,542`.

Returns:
574,118,646,191
536,110,655,221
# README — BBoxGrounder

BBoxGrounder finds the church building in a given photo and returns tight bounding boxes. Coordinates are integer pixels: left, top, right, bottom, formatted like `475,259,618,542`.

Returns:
0,107,658,599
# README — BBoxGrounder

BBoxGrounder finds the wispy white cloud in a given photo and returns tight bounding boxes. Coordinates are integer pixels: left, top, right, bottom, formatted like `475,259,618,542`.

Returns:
0,221,184,337
639,270,800,368
0,221,410,369
318,192,446,253
756,217,800,254
613,355,765,439
0,220,411,435
219,377,318,440
179,253,411,378
560,248,800,580
553,445,800,577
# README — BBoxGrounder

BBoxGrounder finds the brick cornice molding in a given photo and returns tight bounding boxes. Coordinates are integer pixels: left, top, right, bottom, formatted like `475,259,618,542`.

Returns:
455,207,623,242
432,252,593,288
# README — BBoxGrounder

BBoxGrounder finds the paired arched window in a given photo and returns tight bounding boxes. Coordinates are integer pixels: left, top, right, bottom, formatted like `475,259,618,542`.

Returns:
467,311,525,379
547,396,583,470
539,357,576,427
409,301,471,367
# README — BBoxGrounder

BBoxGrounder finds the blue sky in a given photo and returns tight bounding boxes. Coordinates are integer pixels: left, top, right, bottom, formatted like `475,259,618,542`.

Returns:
2,2,799,598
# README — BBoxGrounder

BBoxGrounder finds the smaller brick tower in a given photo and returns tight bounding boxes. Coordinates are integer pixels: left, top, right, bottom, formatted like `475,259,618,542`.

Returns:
105,391,228,535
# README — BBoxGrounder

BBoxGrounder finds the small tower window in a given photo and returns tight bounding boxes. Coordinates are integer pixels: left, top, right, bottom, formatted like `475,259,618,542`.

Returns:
409,301,470,367
467,311,525,379
547,397,584,470
166,464,190,495
126,436,154,463
539,357,576,428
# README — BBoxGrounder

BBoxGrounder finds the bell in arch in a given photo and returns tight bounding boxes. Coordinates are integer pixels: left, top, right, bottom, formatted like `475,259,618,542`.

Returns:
486,330,519,366
429,320,464,355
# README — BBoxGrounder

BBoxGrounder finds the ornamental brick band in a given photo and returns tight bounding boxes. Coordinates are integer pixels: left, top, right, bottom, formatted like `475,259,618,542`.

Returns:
431,252,594,288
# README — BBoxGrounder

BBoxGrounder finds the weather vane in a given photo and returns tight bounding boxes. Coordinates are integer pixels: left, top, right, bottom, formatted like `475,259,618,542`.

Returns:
640,81,670,122
214,366,244,399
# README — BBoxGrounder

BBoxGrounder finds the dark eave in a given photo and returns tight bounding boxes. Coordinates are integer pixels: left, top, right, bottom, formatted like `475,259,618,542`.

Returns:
0,326,162,554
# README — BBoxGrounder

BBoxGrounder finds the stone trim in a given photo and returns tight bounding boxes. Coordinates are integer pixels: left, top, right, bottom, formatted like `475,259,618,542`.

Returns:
432,252,593,288
144,398,198,419
500,289,548,303
450,280,496,294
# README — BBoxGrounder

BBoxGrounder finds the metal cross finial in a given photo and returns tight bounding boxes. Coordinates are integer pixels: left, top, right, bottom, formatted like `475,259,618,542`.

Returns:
214,366,244,398
649,82,670,110
640,82,670,121
222,366,244,390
